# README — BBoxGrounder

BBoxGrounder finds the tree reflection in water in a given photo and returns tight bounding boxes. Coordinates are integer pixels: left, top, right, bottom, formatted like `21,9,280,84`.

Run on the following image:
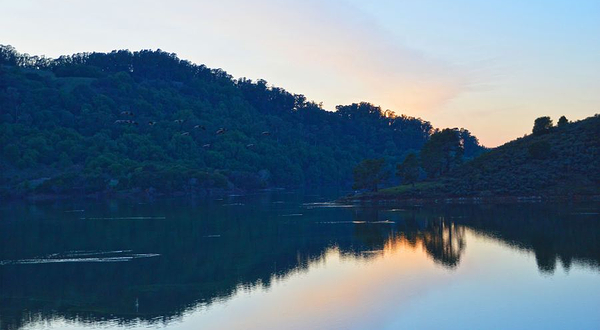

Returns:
0,198,598,330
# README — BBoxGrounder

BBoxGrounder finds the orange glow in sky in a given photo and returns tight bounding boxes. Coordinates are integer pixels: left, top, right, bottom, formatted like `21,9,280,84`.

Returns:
2,0,598,147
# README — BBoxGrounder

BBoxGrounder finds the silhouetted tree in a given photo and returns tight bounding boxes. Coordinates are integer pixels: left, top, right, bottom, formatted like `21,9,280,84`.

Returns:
557,115,568,127
396,153,419,186
457,128,487,159
532,116,553,135
420,129,464,178
352,158,389,192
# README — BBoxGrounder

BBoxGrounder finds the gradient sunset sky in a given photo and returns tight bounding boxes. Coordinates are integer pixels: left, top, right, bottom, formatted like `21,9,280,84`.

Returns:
2,0,598,146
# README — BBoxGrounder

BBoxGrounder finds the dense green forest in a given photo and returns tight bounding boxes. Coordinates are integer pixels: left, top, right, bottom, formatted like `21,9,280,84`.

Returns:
362,114,600,199
0,45,484,197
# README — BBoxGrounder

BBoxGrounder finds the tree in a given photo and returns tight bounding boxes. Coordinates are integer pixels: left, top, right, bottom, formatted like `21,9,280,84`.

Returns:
532,116,553,135
0,45,488,197
420,129,464,178
558,116,568,127
457,128,486,159
397,153,420,186
353,158,389,192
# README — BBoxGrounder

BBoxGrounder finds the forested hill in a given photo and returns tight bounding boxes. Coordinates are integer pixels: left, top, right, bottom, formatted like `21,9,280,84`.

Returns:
446,115,600,196
373,114,600,200
0,45,484,197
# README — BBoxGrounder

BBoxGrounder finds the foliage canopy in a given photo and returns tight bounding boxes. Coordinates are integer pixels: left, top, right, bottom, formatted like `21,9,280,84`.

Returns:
0,45,486,196
352,158,389,192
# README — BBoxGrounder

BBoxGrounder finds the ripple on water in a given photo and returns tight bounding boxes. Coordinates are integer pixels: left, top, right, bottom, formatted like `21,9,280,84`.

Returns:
0,250,160,265
79,216,167,220
302,202,356,209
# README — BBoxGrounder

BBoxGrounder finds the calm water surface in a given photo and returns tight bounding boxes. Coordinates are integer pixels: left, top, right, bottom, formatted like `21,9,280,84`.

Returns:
1,192,599,330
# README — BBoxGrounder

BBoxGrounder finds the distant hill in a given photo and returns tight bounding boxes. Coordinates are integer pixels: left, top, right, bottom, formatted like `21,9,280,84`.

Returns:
0,45,484,198
364,115,600,200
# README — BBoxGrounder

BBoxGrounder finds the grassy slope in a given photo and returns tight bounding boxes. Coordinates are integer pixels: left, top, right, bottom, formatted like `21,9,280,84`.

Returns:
366,115,600,200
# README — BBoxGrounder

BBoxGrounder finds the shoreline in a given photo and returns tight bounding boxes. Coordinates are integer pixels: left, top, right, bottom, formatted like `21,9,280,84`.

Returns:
3,188,600,205
0,186,344,203
0,188,246,202
339,194,600,205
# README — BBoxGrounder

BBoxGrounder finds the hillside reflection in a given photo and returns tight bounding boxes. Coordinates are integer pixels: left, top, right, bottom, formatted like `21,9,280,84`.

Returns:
0,198,598,330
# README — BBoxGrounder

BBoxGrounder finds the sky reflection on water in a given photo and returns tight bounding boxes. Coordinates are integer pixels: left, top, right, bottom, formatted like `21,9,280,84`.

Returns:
1,194,599,330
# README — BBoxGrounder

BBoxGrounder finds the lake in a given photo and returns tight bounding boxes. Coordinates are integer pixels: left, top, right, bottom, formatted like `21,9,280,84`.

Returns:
1,192,599,330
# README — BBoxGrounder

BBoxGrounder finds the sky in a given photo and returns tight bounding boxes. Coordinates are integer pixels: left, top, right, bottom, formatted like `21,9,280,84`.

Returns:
1,0,599,146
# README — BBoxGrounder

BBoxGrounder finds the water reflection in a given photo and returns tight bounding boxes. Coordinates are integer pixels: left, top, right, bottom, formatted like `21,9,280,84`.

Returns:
0,196,598,330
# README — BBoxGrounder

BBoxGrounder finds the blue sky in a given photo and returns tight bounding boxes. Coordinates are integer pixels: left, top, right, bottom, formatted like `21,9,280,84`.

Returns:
1,0,598,146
